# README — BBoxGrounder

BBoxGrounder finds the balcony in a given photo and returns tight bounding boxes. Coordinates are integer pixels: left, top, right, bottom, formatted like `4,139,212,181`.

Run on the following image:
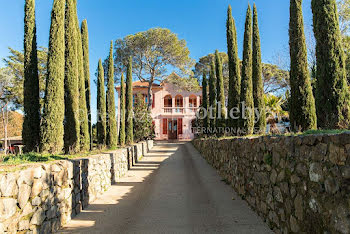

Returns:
162,107,199,115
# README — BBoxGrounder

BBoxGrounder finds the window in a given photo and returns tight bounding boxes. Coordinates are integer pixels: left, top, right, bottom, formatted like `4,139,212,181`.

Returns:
164,95,172,107
175,95,184,113
163,119,168,134
178,118,183,135
189,95,197,108
152,94,155,108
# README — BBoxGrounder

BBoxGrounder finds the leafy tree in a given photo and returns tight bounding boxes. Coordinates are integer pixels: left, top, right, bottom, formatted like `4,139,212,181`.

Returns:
312,0,350,128
215,50,226,124
114,28,193,109
289,0,317,131
106,41,118,149
81,19,92,149
165,73,201,92
337,0,350,34
97,59,106,146
252,4,266,134
125,57,134,145
64,0,80,153
227,5,241,128
40,0,65,153
202,72,209,129
240,5,254,135
133,94,153,142
208,60,216,128
75,2,89,151
23,0,40,152
119,73,126,146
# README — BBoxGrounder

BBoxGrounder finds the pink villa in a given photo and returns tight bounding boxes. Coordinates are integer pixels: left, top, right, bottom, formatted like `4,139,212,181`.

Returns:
116,73,202,140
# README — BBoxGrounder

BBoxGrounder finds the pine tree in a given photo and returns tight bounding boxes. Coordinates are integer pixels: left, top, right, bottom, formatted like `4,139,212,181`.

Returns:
208,60,217,128
125,57,134,145
133,94,153,142
252,4,267,134
215,50,226,126
312,0,350,129
240,5,254,135
97,59,106,146
40,0,65,153
64,0,80,153
75,1,89,151
227,5,241,129
81,19,92,149
106,41,118,148
119,73,126,146
289,0,317,131
202,72,209,129
23,0,40,152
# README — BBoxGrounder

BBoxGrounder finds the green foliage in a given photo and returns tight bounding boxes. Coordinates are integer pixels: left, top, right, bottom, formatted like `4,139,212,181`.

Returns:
75,5,90,151
215,50,226,123
119,73,126,146
64,0,80,153
253,4,267,134
289,0,317,132
202,73,209,129
97,59,106,146
125,57,134,145
165,73,200,92
264,153,272,166
23,0,40,152
81,19,92,149
208,60,217,128
240,5,254,135
106,41,118,148
40,0,65,153
133,94,153,142
312,0,350,129
227,5,241,129
2,153,68,165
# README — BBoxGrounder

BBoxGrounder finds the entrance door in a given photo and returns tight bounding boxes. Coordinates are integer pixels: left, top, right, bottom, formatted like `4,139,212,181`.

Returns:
168,119,178,140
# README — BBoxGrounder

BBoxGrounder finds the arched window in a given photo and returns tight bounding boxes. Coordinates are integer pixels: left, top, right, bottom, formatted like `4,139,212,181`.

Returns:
175,95,183,113
189,95,197,112
164,95,172,107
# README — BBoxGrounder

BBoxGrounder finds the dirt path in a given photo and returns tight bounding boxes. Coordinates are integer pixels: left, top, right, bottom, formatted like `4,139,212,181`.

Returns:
59,141,272,234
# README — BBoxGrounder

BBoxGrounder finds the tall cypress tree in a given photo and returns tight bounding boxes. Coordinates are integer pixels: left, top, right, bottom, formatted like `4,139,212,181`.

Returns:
97,59,106,146
119,73,126,146
23,0,40,152
252,4,267,134
202,72,209,129
81,19,92,149
215,50,226,125
75,1,89,151
40,0,65,153
240,5,254,135
106,41,118,148
312,0,350,129
125,57,134,145
289,0,317,131
64,0,80,153
227,5,241,129
208,60,217,128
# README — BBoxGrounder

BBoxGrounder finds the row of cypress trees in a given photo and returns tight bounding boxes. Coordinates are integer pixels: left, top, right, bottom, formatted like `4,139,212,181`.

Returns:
96,52,134,148
202,4,265,136
24,0,92,154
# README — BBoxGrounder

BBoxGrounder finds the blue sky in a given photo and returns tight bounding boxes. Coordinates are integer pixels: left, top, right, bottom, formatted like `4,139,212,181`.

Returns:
0,0,314,123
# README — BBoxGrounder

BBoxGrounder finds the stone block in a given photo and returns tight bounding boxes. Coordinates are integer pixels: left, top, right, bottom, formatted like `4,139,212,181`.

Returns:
18,183,32,209
0,173,18,197
0,198,17,221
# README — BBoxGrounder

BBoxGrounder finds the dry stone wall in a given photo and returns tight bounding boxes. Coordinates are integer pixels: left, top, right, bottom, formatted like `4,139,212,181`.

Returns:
193,134,350,234
0,140,153,233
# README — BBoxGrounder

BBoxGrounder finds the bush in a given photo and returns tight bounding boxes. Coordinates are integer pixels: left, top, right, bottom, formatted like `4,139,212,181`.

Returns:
133,94,153,142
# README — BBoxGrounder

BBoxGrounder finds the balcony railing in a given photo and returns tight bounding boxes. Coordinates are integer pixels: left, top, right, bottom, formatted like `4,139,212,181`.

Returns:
162,107,199,114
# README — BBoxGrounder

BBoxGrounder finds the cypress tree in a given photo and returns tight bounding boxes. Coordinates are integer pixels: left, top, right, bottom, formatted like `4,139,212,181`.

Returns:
119,73,126,146
40,0,65,153
23,0,40,152
125,57,134,145
75,1,90,151
64,0,80,153
240,5,254,135
106,41,118,148
81,19,92,149
208,60,217,128
312,0,350,129
97,59,106,146
289,0,317,131
252,4,267,134
215,50,226,125
227,5,241,129
202,72,209,129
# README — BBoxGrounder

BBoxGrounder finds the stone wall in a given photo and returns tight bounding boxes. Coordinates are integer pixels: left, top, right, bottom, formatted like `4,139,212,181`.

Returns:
0,141,153,233
193,134,350,234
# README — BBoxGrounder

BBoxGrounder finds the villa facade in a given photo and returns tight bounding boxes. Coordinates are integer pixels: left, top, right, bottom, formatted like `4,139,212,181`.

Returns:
116,73,202,140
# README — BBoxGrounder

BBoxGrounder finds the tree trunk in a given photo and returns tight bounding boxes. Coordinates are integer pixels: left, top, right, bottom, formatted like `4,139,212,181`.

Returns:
1,103,8,155
147,78,154,111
